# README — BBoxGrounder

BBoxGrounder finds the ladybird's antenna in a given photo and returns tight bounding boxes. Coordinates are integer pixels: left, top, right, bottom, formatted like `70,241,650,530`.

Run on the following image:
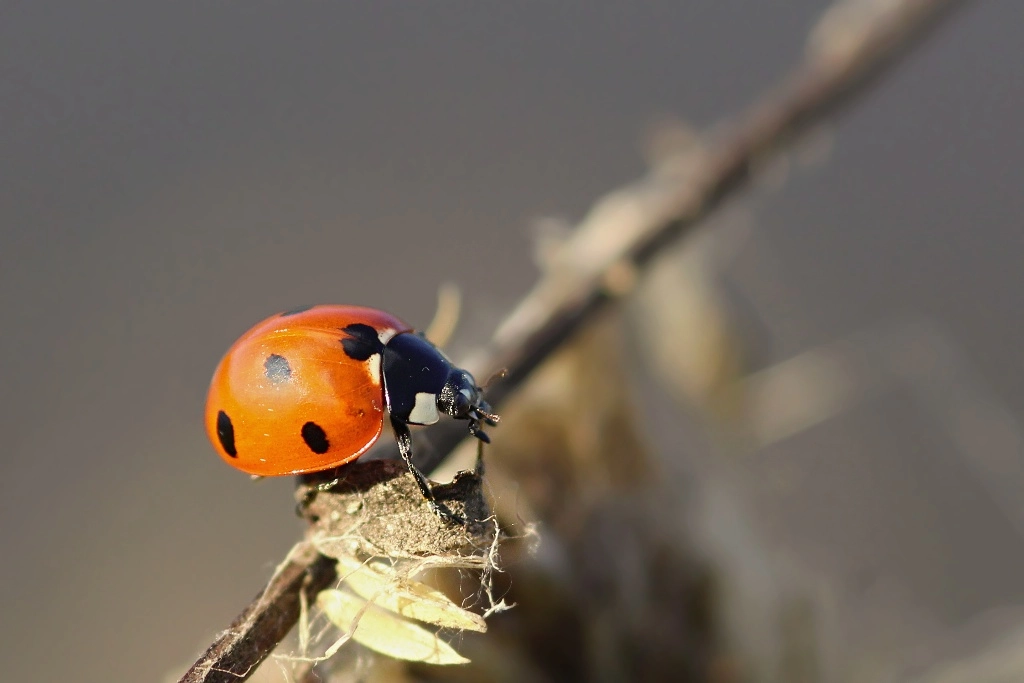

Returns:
482,368,508,390
477,374,503,428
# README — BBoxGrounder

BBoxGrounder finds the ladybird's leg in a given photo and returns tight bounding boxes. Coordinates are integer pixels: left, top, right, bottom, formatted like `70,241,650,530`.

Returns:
467,419,490,475
313,477,342,493
293,475,342,516
389,417,431,499
467,418,490,443
390,416,465,525
291,470,347,515
473,434,486,477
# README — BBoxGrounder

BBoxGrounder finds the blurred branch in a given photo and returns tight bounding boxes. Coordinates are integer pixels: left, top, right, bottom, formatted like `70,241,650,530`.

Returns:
178,1,969,680
180,543,337,683
399,0,969,474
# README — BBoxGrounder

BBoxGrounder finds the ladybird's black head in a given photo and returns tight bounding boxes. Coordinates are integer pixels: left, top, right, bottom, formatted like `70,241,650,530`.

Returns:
437,368,499,435
437,368,481,419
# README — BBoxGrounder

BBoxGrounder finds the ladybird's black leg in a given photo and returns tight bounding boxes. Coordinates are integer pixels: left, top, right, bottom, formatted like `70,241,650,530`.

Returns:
473,432,486,476
467,419,490,444
467,417,491,476
313,476,342,493
293,475,342,515
390,416,465,525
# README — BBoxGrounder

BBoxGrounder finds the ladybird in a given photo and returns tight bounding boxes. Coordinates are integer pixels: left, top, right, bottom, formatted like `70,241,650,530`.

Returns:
205,305,497,515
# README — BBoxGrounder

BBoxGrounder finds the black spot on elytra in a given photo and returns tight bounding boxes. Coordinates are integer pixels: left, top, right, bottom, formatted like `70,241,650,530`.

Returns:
340,323,384,361
301,421,330,454
264,353,292,383
280,305,315,317
216,410,237,457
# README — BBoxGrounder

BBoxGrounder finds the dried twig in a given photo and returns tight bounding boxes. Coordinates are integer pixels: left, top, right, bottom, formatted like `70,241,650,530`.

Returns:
178,1,969,680
383,0,969,475
180,543,337,683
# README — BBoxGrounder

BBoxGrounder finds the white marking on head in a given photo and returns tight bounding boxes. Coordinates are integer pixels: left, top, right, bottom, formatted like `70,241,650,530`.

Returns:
408,392,440,425
377,327,399,345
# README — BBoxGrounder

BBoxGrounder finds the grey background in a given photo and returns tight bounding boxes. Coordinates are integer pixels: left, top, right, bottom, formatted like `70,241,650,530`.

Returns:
1,2,1022,681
